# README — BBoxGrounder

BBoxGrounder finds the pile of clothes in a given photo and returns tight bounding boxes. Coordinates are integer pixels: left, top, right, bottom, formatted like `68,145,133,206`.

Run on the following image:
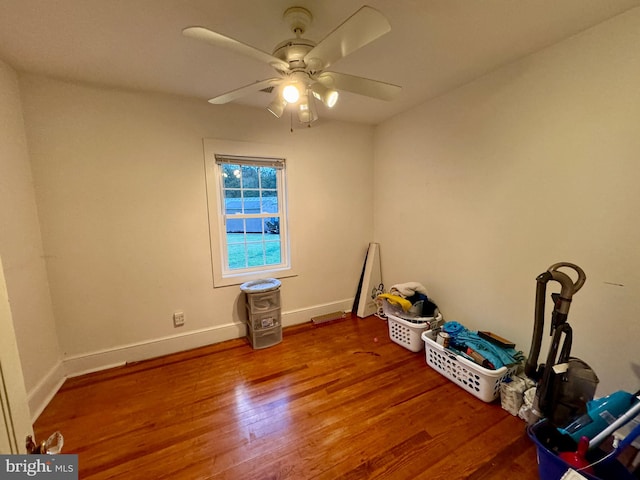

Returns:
442,321,524,370
377,281,438,318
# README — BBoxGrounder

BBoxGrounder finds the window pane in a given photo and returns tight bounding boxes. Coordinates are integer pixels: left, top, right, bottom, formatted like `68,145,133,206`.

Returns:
245,232,264,243
226,232,245,245
224,189,241,198
227,244,246,269
224,189,241,214
261,190,278,214
265,240,281,265
264,216,280,234
223,164,241,188
242,165,259,188
245,218,261,234
226,218,244,234
246,243,265,267
242,189,260,214
260,168,277,189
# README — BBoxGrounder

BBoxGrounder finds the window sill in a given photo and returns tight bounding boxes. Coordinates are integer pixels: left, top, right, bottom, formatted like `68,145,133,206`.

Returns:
213,268,298,288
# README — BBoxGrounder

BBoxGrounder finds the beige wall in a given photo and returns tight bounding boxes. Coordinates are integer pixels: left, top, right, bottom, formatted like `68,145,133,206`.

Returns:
0,59,62,418
19,76,374,372
374,7,640,395
7,5,640,417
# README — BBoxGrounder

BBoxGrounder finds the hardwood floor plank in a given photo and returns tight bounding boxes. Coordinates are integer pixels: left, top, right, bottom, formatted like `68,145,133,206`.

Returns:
414,416,527,479
339,430,434,480
465,431,535,480
34,315,540,479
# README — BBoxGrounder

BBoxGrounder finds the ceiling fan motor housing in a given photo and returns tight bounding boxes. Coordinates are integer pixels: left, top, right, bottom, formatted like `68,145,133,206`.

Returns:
272,38,316,70
273,6,320,71
283,7,312,35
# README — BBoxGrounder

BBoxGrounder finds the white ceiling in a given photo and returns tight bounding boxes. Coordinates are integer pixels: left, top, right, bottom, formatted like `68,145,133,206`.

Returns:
1,0,639,125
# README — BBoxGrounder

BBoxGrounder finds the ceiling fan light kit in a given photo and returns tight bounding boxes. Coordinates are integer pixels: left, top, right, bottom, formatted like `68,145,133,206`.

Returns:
282,84,301,103
267,97,287,118
297,90,318,124
311,83,339,108
183,4,401,125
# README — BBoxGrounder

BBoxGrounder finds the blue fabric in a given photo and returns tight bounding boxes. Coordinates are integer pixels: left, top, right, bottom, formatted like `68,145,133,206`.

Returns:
443,321,465,336
442,321,524,369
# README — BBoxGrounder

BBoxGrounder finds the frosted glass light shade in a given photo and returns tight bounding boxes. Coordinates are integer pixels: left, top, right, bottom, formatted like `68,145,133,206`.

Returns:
312,84,339,108
267,98,287,118
282,84,300,103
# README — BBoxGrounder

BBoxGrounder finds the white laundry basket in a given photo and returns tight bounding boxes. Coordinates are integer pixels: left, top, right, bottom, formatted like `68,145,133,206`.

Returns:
421,330,517,402
387,312,443,353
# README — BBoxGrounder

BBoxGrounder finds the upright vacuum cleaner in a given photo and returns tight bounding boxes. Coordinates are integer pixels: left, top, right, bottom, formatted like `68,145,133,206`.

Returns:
525,262,599,427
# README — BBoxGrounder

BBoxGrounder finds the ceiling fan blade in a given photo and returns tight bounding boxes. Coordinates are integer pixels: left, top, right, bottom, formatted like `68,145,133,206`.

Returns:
317,72,401,101
304,6,391,72
208,78,283,104
183,26,290,71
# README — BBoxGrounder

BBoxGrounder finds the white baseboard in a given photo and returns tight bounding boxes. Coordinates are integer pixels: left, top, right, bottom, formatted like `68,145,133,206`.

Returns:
30,298,353,420
63,298,353,378
27,360,65,423
63,321,247,379
281,298,352,327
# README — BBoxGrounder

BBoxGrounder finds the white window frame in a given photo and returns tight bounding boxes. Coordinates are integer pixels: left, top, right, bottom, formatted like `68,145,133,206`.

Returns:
203,139,295,287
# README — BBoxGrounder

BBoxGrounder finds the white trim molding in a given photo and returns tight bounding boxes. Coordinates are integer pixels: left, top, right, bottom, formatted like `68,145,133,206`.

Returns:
27,361,65,423
31,298,355,420
63,322,246,379
63,298,354,378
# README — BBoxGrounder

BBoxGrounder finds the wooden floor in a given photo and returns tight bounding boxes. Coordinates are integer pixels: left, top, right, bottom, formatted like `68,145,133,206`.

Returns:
35,314,540,479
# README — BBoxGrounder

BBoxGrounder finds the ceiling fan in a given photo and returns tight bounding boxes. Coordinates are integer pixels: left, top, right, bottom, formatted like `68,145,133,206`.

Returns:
182,5,401,124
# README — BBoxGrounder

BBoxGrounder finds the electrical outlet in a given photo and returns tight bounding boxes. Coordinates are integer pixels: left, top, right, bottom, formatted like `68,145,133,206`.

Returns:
173,311,185,327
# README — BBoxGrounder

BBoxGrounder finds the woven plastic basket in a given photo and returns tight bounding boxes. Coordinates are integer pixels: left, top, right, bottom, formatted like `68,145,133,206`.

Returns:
387,313,443,352
421,330,517,402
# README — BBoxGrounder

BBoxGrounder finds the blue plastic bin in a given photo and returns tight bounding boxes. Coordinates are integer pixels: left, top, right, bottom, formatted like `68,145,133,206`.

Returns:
527,420,634,480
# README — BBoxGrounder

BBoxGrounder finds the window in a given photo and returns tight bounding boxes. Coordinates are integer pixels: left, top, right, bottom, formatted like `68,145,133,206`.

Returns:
216,155,286,270
204,139,293,287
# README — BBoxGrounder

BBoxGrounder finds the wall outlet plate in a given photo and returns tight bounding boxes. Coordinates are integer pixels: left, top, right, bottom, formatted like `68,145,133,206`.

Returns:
173,311,185,327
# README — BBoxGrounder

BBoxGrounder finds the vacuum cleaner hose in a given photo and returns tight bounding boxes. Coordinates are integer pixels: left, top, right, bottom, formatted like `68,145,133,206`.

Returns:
525,274,550,379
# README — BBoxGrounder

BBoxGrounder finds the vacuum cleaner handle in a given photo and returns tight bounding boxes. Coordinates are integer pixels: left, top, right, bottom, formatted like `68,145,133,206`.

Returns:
557,325,572,364
525,278,548,379
525,263,585,379
548,262,587,306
